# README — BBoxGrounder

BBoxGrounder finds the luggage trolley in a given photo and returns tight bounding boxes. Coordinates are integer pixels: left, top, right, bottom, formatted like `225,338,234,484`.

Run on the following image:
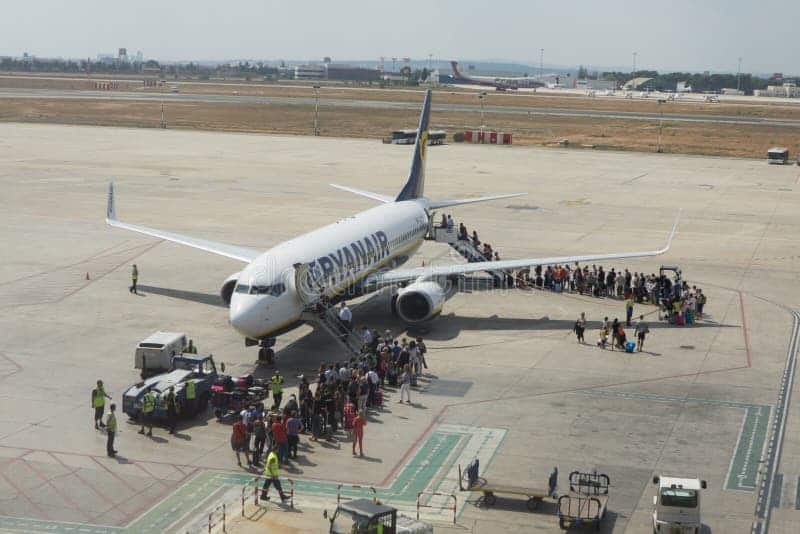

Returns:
458,459,557,512
557,471,610,530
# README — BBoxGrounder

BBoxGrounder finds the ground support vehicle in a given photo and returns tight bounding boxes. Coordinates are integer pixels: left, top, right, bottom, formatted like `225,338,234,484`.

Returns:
122,354,218,420
134,331,187,377
556,471,609,530
652,475,706,534
325,499,432,534
458,459,557,511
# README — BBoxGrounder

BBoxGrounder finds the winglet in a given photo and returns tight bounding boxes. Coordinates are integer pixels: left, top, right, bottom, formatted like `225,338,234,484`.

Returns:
106,181,116,222
660,209,681,253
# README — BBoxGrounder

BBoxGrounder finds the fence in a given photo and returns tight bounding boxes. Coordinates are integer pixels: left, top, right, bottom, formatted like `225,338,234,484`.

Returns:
416,491,457,524
336,484,377,504
207,503,226,533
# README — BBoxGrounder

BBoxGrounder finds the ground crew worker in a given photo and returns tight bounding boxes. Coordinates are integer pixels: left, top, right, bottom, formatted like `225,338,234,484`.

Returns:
271,370,284,409
139,388,155,436
106,404,118,457
625,296,634,326
184,379,196,416
92,380,112,429
260,445,289,502
185,339,197,354
129,264,138,295
165,386,178,435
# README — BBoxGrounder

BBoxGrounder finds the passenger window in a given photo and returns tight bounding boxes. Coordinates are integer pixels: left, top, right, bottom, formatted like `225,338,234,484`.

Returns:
235,284,250,294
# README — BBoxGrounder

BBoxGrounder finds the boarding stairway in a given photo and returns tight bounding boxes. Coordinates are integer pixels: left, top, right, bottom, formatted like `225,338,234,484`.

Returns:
428,225,506,286
294,262,364,357
299,301,364,357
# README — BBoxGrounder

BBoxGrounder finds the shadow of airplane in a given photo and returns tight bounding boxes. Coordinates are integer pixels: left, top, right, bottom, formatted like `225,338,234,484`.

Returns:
137,285,226,308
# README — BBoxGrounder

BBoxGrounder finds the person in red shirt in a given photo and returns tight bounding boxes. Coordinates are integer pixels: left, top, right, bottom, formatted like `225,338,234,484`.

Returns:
352,411,366,457
231,416,251,467
271,418,289,464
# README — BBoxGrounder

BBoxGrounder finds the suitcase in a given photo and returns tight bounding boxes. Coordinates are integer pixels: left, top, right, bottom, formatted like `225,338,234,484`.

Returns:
676,313,685,326
343,402,356,430
624,341,636,353
374,389,383,407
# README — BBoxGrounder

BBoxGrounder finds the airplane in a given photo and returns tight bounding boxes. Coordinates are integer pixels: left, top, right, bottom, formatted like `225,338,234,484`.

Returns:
449,61,547,91
106,89,679,350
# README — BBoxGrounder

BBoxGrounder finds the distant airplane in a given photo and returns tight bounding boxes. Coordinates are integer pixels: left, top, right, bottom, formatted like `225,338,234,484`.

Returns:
450,61,548,91
107,90,679,349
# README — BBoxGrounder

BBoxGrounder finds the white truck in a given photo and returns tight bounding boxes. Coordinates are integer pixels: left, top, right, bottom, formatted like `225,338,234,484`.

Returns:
652,475,706,534
134,331,187,376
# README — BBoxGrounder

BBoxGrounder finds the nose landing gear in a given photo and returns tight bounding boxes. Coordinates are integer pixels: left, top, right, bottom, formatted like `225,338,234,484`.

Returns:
257,338,276,366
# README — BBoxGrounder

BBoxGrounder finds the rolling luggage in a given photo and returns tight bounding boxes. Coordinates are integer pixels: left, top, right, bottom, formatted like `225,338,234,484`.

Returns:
624,341,636,353
343,402,356,430
374,388,383,407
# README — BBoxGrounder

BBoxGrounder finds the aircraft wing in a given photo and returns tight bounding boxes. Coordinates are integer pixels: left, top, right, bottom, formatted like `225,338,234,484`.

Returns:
371,211,680,286
105,182,261,263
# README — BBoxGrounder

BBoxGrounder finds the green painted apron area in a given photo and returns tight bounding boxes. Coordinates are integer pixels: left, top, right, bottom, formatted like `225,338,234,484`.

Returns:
577,390,771,492
0,430,469,533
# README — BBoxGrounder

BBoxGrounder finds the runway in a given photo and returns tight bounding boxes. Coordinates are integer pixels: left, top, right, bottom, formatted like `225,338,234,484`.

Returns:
2,87,800,127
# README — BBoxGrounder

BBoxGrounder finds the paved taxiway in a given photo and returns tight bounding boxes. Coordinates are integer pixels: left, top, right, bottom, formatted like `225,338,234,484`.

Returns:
2,86,800,127
1,124,800,533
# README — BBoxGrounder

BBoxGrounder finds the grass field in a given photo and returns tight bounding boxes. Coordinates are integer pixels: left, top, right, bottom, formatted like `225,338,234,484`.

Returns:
1,73,799,158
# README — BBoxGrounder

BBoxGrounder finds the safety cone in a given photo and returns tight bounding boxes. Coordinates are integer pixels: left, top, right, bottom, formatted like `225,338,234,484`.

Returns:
85,272,90,280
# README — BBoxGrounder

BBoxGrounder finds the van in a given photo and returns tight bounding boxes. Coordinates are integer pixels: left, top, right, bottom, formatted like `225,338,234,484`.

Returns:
134,332,187,374
768,147,789,164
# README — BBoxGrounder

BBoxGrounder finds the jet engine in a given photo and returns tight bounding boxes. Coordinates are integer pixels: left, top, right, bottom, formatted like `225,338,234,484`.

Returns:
220,271,242,306
393,280,446,323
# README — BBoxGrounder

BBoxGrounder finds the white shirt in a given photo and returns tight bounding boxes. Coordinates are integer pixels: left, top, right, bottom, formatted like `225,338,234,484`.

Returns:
367,370,379,385
339,306,352,322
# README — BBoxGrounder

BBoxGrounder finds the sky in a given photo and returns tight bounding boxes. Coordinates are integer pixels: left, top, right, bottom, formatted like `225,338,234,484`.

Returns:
1,0,797,74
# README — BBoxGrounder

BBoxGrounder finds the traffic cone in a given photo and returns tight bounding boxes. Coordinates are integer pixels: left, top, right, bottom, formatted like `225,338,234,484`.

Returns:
85,272,90,280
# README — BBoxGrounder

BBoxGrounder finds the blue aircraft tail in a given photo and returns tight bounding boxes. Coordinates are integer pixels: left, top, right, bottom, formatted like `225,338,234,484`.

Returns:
395,89,432,201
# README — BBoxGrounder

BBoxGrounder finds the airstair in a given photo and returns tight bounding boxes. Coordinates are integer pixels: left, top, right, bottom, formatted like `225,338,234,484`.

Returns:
428,225,506,285
294,262,364,357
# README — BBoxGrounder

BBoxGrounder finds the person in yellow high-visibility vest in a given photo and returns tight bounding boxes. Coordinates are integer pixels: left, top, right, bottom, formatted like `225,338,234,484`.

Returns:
92,380,112,430
260,446,289,502
138,388,156,437
185,379,196,416
271,370,284,409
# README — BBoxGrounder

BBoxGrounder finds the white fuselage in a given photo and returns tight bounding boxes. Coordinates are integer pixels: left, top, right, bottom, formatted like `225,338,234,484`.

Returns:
228,200,430,339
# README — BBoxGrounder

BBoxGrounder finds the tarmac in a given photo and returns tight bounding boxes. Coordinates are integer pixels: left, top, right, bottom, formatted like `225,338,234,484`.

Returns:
1,123,799,533
2,86,800,127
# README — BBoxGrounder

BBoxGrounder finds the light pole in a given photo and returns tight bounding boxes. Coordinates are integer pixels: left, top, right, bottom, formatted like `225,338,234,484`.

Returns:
478,91,487,133
428,53,433,71
632,52,637,75
540,48,544,78
657,98,666,153
736,57,742,92
313,84,321,136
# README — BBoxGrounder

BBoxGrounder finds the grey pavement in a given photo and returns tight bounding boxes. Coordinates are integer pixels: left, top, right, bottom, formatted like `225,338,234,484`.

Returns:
0,123,799,533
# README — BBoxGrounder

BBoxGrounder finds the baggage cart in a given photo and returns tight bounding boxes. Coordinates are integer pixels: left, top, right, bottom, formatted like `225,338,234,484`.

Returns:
458,459,557,511
557,471,609,530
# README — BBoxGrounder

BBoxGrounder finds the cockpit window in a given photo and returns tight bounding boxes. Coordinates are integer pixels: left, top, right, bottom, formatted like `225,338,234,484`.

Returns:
250,283,286,296
235,284,250,294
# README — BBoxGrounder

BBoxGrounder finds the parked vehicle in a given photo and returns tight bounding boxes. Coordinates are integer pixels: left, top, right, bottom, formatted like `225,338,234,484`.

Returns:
768,147,789,164
134,331,187,377
652,475,707,534
123,354,218,420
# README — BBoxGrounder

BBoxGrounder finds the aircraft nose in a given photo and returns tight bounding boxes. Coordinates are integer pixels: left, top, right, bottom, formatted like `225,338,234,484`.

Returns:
229,295,266,338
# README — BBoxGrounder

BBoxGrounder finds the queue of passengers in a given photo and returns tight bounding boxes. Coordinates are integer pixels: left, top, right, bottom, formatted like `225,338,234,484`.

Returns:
231,330,427,468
